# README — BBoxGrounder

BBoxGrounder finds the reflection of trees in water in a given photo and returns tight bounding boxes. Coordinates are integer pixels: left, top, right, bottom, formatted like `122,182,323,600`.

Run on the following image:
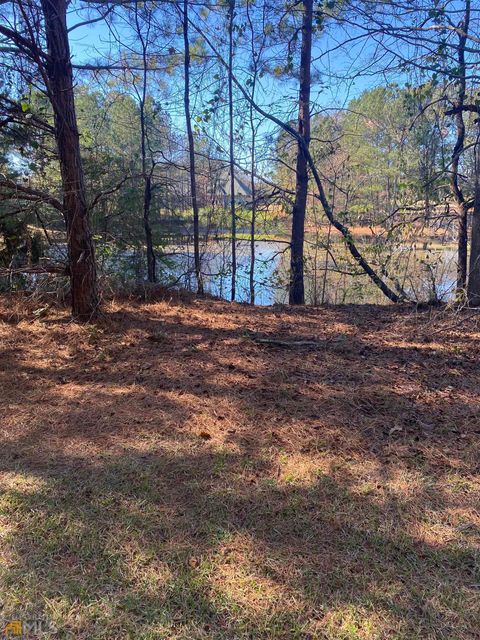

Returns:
164,240,457,306
41,239,456,306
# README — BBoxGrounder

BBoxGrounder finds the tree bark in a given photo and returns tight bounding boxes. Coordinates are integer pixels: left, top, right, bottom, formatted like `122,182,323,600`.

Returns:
228,0,236,301
249,117,256,305
41,0,98,321
246,0,257,305
450,0,470,296
143,171,156,283
289,0,313,305
135,3,156,284
467,126,480,305
183,0,203,294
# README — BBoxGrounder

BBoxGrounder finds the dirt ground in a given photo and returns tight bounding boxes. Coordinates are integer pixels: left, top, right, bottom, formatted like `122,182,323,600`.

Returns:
0,296,479,639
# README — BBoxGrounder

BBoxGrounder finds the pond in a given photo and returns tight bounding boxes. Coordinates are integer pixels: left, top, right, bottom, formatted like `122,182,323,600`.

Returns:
35,238,456,305
158,238,458,305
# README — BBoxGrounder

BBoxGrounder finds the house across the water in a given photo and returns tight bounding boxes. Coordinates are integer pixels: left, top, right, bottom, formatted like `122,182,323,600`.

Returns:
215,169,253,207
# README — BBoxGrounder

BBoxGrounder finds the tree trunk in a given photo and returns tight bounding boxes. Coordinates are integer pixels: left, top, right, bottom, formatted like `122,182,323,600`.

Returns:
249,122,256,305
183,0,203,294
143,172,156,283
41,0,98,321
451,0,470,296
457,201,468,293
228,0,236,301
246,0,257,305
140,133,155,285
467,126,480,305
135,2,156,283
289,0,313,305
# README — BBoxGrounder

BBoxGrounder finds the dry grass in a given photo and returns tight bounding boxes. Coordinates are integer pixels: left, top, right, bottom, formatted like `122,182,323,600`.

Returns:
0,295,479,639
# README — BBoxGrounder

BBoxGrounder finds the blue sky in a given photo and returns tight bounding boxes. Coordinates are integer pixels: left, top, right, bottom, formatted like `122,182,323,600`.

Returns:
67,3,390,108
66,2,407,174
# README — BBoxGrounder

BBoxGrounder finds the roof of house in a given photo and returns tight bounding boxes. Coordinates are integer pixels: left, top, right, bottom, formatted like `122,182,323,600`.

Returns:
217,169,253,198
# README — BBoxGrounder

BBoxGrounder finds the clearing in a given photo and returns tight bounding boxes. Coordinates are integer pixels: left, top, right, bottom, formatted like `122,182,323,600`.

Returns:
0,297,479,639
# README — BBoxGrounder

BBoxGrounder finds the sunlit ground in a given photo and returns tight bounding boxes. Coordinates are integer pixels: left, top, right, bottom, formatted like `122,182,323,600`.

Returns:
0,296,478,639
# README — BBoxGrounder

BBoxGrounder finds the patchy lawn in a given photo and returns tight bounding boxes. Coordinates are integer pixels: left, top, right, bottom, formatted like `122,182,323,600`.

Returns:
0,297,479,639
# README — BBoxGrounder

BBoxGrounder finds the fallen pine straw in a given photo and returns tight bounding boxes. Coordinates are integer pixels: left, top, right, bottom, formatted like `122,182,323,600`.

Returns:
0,297,479,640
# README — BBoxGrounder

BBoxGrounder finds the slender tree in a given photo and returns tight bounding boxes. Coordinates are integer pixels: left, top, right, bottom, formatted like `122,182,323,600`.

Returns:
133,1,156,283
228,0,236,301
467,122,480,305
246,0,259,305
450,0,470,296
182,0,203,294
289,0,313,305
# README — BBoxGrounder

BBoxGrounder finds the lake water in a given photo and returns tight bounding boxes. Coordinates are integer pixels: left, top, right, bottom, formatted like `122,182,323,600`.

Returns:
37,238,456,305
159,239,458,305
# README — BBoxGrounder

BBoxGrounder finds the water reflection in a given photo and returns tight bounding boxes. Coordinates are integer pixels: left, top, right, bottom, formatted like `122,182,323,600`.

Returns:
161,239,457,305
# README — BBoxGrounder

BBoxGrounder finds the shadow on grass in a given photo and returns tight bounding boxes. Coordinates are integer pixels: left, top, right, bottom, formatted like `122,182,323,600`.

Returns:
0,301,479,638
0,438,478,639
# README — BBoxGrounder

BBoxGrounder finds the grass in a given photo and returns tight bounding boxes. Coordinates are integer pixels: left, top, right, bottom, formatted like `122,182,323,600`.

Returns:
0,296,479,639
